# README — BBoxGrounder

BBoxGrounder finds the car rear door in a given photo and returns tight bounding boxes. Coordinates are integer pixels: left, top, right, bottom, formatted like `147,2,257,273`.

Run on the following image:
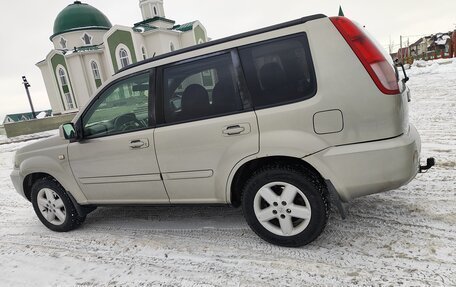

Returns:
154,51,259,203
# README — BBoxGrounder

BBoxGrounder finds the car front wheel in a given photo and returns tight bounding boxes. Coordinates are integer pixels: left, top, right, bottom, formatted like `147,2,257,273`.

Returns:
31,178,85,232
242,165,329,247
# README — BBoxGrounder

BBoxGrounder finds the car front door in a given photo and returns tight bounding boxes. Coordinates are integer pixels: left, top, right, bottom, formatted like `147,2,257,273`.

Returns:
154,52,259,203
68,71,169,204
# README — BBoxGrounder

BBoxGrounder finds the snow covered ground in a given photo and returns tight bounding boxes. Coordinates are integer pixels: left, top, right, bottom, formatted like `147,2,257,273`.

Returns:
1,60,455,286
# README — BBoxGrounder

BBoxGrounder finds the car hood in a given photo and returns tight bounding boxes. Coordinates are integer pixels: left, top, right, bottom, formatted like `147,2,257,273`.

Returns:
16,135,68,156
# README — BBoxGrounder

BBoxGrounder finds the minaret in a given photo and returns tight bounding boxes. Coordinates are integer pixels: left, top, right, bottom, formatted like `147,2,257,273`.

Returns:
139,0,165,20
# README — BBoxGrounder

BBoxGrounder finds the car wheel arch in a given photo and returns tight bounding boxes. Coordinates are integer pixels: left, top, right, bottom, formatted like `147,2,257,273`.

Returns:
23,172,53,202
24,172,95,218
228,155,326,207
19,155,88,204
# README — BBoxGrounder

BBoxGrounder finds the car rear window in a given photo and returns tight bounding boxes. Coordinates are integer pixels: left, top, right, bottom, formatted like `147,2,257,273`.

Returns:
238,34,316,108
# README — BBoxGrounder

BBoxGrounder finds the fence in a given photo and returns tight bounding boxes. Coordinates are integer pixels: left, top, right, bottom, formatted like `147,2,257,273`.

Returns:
4,113,76,138
401,50,453,64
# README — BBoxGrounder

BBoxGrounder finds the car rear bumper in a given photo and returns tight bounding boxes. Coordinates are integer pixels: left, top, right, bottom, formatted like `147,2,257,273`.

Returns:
305,124,421,202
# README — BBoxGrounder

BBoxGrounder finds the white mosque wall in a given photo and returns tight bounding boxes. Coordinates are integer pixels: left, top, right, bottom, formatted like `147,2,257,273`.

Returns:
81,51,105,97
132,32,147,63
145,30,180,55
37,62,64,115
142,31,162,58
98,48,112,80
180,30,197,47
65,53,91,108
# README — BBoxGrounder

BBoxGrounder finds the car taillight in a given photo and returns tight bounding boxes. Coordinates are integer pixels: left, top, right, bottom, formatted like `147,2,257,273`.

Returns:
330,16,400,95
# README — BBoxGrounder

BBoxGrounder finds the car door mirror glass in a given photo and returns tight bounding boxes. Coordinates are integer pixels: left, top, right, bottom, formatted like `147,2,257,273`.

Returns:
60,123,76,140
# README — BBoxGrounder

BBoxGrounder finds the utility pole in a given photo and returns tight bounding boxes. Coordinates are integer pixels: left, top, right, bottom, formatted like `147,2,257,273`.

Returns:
400,35,403,62
22,76,36,119
407,37,410,57
389,35,392,54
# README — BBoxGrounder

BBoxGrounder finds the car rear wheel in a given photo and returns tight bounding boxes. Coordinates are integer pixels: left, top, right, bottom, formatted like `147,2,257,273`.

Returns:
242,164,329,247
31,178,85,232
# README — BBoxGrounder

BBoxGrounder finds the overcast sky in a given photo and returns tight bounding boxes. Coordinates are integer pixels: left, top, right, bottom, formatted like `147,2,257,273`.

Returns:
0,0,455,122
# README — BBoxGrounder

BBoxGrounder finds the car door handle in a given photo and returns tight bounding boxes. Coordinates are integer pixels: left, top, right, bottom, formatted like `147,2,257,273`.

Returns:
222,125,246,136
129,139,149,149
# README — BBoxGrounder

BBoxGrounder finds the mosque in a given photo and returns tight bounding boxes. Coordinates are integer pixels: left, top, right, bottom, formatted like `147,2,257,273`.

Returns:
37,0,208,115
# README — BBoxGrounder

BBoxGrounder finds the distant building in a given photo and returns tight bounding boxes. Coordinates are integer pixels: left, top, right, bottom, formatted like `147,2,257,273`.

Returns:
3,110,52,125
451,30,456,57
428,33,452,56
37,0,208,115
398,30,455,62
396,47,410,62
409,37,430,58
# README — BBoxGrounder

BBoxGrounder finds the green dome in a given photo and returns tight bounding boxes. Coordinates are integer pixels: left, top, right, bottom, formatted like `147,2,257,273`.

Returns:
51,1,112,39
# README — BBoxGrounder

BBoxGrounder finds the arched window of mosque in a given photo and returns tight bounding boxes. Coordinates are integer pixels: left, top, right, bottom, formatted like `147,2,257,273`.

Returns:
153,6,158,15
91,61,101,80
57,67,75,110
58,68,68,86
119,48,130,68
170,42,175,52
82,33,93,45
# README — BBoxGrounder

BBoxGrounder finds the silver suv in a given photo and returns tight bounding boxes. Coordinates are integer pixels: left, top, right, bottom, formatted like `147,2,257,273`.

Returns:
11,15,433,247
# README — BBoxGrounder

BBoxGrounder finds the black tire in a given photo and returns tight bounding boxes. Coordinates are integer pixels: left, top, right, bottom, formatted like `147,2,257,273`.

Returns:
242,164,330,247
31,178,85,232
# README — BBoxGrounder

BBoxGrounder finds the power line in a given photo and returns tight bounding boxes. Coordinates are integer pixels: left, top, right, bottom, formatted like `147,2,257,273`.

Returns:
399,34,430,38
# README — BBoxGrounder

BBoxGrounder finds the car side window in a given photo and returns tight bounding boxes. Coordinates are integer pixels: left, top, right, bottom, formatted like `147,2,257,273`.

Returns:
239,34,316,108
163,53,243,124
82,73,150,138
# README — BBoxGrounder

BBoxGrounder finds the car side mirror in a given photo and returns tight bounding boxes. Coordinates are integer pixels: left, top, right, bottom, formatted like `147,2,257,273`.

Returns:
59,123,77,140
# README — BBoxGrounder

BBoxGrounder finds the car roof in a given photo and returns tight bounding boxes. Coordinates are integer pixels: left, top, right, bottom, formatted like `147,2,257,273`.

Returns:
116,14,326,74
